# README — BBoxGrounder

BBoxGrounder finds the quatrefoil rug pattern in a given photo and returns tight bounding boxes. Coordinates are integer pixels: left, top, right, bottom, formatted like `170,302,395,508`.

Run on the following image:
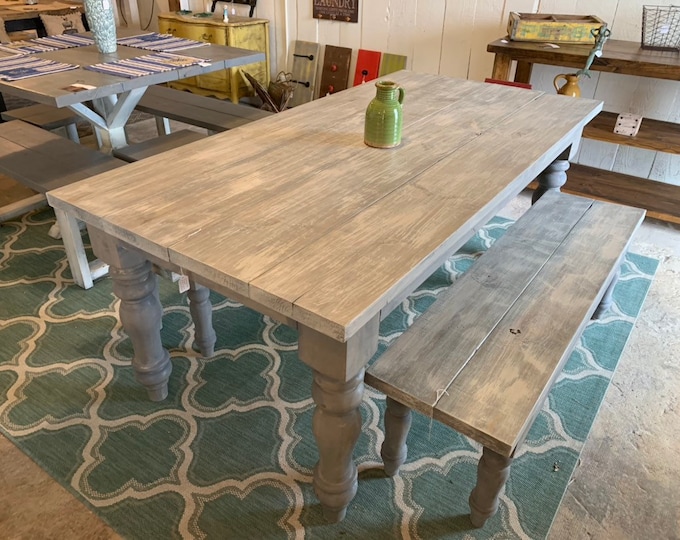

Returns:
0,208,657,539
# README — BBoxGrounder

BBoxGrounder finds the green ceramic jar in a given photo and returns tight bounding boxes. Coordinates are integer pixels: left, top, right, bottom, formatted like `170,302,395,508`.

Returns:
364,80,405,148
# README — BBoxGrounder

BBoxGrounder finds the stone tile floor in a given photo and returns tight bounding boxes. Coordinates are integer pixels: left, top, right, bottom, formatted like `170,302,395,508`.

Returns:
0,108,678,539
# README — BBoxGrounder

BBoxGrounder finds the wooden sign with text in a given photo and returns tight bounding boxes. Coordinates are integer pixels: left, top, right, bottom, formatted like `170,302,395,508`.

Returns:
313,0,359,23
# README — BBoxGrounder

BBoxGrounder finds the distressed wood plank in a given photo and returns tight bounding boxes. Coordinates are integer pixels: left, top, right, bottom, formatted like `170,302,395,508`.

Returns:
353,49,381,86
379,53,408,77
48,72,601,342
246,93,601,340
318,44,352,98
287,40,321,107
48,75,532,259
0,120,125,192
435,200,644,455
365,191,595,412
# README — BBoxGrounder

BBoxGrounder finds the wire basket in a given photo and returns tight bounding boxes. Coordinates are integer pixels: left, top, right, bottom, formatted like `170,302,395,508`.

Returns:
641,5,680,50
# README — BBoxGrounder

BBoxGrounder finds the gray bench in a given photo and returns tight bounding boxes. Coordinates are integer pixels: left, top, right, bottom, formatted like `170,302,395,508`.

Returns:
2,104,81,143
135,85,273,135
364,190,645,528
0,120,127,288
113,129,207,163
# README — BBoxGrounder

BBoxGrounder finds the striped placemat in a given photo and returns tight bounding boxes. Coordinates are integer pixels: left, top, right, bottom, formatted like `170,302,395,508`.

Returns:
117,33,210,52
0,33,94,55
0,55,79,81
84,52,208,78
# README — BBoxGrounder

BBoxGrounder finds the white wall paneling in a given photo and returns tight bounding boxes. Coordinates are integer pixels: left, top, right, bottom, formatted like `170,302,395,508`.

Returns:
128,0,680,184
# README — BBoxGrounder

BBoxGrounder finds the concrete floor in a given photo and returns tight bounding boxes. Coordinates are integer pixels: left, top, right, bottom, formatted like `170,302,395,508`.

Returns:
499,195,680,540
0,117,678,539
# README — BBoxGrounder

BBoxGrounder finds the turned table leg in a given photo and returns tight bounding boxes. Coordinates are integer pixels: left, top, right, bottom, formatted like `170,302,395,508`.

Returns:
311,368,364,522
469,446,513,528
381,397,412,476
533,155,570,204
297,316,380,522
111,259,172,401
187,280,216,357
89,227,172,401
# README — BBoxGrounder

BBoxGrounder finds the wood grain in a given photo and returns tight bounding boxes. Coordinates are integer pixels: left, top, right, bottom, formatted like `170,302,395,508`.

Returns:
435,199,643,455
487,38,680,81
0,120,125,192
47,72,602,342
583,111,680,154
135,85,272,132
112,130,207,163
366,192,644,457
561,163,680,224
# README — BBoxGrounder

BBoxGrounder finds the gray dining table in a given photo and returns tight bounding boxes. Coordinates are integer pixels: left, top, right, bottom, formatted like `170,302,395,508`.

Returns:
0,30,264,151
47,71,602,522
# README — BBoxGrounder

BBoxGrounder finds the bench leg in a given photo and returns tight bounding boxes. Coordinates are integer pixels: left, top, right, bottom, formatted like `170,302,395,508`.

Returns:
469,446,513,528
593,269,620,319
188,280,216,357
381,397,412,476
54,208,94,289
155,116,171,136
532,154,570,204
65,122,80,144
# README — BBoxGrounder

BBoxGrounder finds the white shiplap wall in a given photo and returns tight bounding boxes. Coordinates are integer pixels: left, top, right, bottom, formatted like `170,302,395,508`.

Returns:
128,0,680,184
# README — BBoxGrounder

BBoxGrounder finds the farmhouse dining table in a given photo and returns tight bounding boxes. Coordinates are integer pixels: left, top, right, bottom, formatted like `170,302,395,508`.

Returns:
47,71,602,522
0,29,264,151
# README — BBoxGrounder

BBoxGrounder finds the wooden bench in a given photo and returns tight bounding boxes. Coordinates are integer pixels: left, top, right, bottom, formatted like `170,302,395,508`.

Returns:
364,191,645,528
135,85,273,135
0,120,127,289
1,104,81,143
112,129,207,163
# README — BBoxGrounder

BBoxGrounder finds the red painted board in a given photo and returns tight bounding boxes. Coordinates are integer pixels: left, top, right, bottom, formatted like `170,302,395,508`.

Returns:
353,49,381,86
484,78,532,89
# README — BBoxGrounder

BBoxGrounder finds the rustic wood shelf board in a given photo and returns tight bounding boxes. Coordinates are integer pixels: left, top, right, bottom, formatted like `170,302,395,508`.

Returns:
488,38,680,82
562,164,680,225
489,36,680,225
584,111,680,154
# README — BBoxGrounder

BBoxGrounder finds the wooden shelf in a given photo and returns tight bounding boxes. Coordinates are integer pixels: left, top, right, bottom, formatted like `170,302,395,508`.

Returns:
583,111,680,154
553,163,680,224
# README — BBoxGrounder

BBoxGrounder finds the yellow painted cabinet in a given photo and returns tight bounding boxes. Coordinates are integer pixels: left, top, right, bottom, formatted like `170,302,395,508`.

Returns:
157,13,270,103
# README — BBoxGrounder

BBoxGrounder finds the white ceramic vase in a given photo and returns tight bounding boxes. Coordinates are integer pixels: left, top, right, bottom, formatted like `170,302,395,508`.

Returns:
84,0,117,54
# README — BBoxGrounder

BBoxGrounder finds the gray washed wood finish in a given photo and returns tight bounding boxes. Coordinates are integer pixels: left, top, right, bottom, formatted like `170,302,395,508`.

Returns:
112,130,207,163
46,72,602,521
0,39,265,108
1,104,80,143
0,120,127,288
365,191,644,527
366,191,644,456
135,84,273,134
0,33,265,151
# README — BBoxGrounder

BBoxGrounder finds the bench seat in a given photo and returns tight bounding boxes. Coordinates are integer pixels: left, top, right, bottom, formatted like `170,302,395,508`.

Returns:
113,129,207,163
1,104,81,143
365,190,645,528
0,120,127,288
136,85,273,134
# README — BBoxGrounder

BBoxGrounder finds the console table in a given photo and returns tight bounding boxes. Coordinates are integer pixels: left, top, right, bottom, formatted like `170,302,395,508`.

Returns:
487,37,680,224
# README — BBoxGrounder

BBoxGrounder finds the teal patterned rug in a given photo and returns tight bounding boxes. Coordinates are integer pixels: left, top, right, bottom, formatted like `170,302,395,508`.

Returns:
0,208,658,539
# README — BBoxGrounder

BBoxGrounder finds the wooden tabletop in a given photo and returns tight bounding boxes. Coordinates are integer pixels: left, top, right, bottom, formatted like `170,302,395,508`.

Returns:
0,0,82,22
47,71,602,342
488,37,680,80
0,35,265,107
